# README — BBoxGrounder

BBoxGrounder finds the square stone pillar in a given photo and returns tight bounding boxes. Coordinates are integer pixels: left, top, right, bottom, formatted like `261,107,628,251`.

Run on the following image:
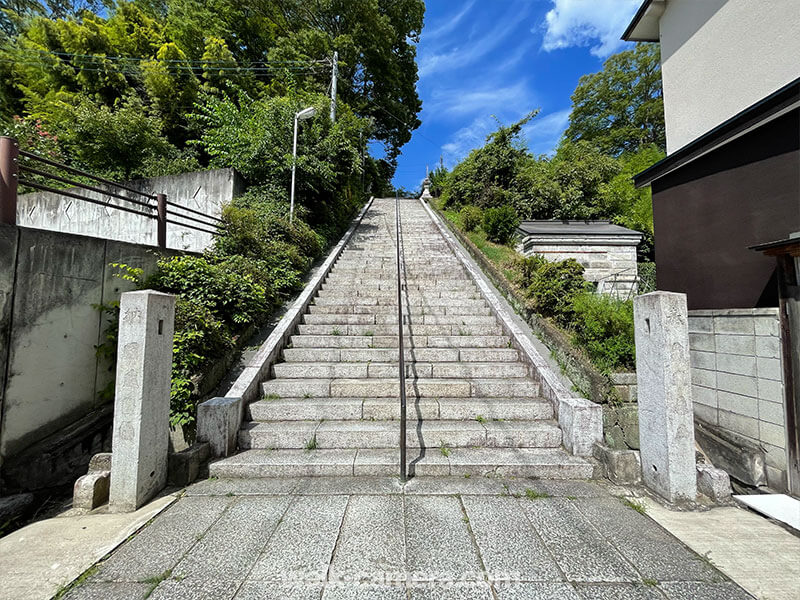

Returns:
109,290,175,513
634,291,697,502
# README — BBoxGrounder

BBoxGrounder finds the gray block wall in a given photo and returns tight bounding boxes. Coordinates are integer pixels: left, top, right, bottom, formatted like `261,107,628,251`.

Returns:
688,308,789,490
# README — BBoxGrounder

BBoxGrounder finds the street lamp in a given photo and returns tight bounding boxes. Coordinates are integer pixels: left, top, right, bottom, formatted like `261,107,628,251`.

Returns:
290,106,317,224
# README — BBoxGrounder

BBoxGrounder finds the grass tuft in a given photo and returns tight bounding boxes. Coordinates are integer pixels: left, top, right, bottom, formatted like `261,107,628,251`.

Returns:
525,488,549,500
623,497,647,515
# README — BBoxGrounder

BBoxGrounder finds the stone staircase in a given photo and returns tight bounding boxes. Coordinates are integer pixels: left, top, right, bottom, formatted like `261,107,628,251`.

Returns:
210,198,594,478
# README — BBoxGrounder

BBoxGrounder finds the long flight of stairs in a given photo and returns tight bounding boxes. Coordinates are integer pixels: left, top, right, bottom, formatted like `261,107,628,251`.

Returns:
210,198,594,478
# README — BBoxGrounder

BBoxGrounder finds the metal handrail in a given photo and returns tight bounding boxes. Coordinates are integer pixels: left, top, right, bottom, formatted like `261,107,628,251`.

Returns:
19,150,157,200
395,192,407,481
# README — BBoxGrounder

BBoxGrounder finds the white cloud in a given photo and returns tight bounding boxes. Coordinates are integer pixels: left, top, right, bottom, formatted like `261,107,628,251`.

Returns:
541,0,641,58
418,3,532,78
441,115,497,165
425,80,536,121
521,108,571,155
422,0,477,41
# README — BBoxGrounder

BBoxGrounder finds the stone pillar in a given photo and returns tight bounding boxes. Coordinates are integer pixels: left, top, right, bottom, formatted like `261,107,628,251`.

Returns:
109,290,175,513
633,291,697,502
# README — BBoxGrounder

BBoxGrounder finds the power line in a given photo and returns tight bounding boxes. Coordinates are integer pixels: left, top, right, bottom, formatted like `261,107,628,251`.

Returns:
13,47,330,66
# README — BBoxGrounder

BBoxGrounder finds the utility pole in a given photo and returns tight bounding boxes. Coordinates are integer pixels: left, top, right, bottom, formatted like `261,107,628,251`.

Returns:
330,51,338,122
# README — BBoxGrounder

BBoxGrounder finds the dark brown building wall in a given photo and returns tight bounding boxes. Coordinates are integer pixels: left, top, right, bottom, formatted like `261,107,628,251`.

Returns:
652,110,800,310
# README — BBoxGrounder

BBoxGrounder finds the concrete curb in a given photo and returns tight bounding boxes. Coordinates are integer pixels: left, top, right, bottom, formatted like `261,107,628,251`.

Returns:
419,198,603,456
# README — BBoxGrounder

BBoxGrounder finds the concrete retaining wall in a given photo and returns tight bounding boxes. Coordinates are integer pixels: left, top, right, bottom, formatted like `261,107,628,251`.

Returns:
688,308,789,490
17,168,243,253
0,224,178,493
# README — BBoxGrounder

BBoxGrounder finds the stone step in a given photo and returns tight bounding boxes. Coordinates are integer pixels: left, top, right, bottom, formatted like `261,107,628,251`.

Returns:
312,296,487,307
321,282,476,292
295,323,503,336
323,278,475,288
288,334,511,348
247,397,554,422
308,304,492,315
315,289,483,300
238,419,562,450
261,377,540,398
281,347,521,363
272,361,529,379
208,448,595,478
301,314,497,326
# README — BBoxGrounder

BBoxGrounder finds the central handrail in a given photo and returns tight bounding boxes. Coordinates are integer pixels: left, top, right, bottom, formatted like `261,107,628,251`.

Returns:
395,192,407,481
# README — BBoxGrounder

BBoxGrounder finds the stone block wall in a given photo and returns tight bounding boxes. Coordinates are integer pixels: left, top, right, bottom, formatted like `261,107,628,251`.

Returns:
688,308,789,490
516,235,639,298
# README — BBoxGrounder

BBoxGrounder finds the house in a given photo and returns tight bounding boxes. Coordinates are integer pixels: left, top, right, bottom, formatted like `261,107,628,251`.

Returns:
622,0,800,495
515,220,642,297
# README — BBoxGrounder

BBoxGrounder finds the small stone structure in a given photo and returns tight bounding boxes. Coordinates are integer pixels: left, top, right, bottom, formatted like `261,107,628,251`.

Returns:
634,291,697,502
109,290,175,513
516,220,642,297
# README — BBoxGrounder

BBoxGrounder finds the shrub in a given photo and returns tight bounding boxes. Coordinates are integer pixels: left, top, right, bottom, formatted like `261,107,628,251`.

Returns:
526,258,589,323
146,255,269,327
638,262,657,294
170,298,235,429
459,205,483,232
482,205,520,244
570,292,635,372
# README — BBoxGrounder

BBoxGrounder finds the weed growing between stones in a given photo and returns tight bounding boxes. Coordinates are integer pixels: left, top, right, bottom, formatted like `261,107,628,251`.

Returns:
623,497,647,514
525,488,549,500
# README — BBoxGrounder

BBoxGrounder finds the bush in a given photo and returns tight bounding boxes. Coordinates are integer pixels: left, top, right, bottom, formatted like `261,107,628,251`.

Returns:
482,205,520,244
525,258,590,324
638,262,656,294
571,292,635,372
146,255,269,327
170,298,235,429
459,205,483,232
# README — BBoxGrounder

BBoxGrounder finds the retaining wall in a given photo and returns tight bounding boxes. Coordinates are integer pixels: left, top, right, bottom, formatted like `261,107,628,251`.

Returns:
688,308,789,490
17,168,243,253
0,225,179,493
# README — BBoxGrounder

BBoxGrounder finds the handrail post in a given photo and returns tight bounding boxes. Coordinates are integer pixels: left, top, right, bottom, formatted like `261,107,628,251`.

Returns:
156,193,167,249
396,193,407,481
0,136,19,226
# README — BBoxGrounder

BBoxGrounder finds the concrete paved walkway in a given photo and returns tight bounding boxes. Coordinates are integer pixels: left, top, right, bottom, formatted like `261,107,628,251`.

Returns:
61,477,754,600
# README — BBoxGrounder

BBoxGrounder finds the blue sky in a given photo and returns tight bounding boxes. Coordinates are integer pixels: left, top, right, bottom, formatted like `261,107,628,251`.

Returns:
390,0,642,191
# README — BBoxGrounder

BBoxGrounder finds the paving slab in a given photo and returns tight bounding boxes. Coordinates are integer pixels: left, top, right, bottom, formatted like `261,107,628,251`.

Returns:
54,477,760,600
63,583,151,600
461,495,561,581
404,495,483,582
493,582,582,600
573,583,665,599
328,495,406,582
249,495,347,582
171,496,292,581
519,498,639,583
571,496,723,582
234,581,324,599
92,496,233,582
0,493,176,600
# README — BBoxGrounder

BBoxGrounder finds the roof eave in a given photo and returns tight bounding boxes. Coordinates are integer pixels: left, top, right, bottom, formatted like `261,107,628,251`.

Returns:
621,0,662,42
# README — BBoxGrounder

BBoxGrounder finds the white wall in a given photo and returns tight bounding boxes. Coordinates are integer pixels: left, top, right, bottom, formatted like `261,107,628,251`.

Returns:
659,0,800,153
17,168,243,253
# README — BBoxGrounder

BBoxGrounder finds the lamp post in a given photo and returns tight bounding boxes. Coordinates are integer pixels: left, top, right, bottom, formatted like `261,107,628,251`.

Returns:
290,106,317,224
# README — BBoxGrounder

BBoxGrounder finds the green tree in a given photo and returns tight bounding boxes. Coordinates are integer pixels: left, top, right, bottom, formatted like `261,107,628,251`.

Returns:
564,43,664,155
442,111,538,210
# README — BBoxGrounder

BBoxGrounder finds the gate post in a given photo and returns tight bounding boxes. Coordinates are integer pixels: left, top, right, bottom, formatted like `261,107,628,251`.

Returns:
109,290,175,512
0,137,19,226
634,291,697,502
